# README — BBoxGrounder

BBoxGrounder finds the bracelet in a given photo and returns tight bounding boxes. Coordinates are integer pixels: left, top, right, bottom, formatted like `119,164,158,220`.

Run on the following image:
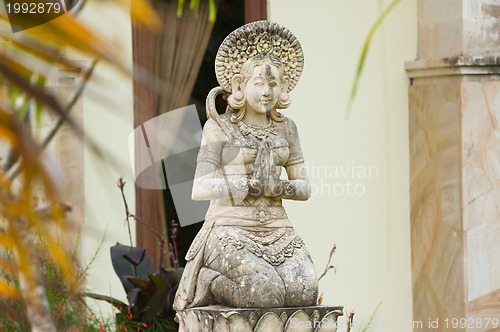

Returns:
232,177,249,192
281,180,295,197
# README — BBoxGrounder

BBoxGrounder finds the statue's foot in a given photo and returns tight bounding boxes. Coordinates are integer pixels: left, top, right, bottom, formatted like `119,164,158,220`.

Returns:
187,267,220,308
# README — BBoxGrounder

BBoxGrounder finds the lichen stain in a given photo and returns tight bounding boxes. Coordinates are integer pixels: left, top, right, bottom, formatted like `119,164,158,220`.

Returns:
482,4,500,18
479,4,500,44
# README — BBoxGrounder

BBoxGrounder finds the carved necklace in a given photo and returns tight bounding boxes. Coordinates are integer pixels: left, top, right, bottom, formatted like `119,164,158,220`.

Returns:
238,118,278,139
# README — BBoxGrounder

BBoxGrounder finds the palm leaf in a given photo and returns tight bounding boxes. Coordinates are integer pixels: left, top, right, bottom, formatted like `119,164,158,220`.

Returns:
85,292,128,311
0,51,35,79
346,0,403,117
1,35,80,71
0,0,162,327
177,0,217,22
0,279,19,299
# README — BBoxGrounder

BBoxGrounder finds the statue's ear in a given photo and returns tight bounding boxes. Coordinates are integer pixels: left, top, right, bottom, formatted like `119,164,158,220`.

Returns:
281,76,290,92
231,74,244,94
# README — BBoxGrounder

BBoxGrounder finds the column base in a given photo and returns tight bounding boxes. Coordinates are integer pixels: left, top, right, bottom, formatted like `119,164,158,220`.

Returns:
177,305,343,332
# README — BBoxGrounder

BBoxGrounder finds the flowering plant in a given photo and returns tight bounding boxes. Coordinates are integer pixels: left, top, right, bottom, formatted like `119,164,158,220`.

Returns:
0,241,110,331
86,179,182,332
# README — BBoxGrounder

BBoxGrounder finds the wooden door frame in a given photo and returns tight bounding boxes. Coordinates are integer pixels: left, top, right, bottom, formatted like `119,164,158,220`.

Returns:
245,0,267,23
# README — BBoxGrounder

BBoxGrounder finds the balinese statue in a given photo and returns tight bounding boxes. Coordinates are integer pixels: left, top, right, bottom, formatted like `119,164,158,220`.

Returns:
174,21,318,311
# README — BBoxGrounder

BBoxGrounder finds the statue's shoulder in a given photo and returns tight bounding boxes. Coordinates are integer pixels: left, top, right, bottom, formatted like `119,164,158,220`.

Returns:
280,116,296,126
203,118,219,130
202,117,230,142
280,116,299,136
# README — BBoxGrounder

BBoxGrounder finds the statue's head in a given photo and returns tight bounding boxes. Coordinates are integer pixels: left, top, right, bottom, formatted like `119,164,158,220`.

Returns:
215,21,304,123
228,54,291,122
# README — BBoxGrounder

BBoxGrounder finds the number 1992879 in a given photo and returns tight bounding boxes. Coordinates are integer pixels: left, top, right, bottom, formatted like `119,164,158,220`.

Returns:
5,2,62,14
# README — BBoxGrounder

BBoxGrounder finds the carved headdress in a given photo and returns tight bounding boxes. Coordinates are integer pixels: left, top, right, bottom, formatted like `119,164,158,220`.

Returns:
207,21,304,138
215,21,304,93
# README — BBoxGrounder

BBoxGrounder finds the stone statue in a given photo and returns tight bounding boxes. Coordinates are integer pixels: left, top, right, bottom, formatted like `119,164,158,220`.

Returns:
174,21,319,313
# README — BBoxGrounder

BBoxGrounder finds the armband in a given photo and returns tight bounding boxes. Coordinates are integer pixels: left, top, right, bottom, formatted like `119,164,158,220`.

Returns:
197,145,220,167
284,151,304,167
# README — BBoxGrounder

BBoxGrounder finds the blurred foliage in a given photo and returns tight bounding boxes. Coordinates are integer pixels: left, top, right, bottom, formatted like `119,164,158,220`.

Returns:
0,0,163,329
178,0,218,22
0,239,111,331
87,245,182,332
346,0,403,116
87,180,183,331
0,0,215,328
0,0,401,327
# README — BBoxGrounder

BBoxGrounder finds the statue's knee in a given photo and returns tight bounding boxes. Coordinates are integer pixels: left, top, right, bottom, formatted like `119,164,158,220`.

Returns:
229,273,286,307
303,274,319,303
210,271,286,307
285,273,319,306
250,278,286,307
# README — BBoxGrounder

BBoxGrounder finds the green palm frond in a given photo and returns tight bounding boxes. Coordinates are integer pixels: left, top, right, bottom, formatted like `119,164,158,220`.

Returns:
177,0,217,22
346,0,403,117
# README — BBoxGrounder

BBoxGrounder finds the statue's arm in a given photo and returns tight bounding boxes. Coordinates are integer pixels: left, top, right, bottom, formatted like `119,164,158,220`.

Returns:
282,118,311,201
191,119,247,201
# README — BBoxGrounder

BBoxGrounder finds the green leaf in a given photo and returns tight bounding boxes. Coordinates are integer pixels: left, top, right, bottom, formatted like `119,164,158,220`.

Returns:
190,0,200,18
127,277,149,289
142,275,168,322
7,85,20,109
85,292,128,311
34,76,45,131
16,99,29,122
346,0,403,117
110,244,154,294
177,0,216,22
177,0,184,17
0,57,80,135
359,302,382,332
208,0,217,22
123,248,146,267
166,267,184,282
127,288,142,317
35,102,43,131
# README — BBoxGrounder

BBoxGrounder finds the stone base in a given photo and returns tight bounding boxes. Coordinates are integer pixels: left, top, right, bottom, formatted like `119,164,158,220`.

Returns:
177,305,343,332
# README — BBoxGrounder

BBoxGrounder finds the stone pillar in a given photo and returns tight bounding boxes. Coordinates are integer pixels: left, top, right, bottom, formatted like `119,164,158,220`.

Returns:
40,65,85,251
407,0,500,330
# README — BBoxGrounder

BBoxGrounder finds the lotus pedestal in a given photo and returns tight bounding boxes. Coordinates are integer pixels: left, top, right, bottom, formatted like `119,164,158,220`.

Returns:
177,305,343,332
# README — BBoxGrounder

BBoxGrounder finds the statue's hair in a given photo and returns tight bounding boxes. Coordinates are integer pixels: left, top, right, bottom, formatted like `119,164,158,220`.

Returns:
228,54,290,123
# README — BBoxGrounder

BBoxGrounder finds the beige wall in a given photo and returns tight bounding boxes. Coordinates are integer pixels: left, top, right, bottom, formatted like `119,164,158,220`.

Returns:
74,0,417,325
72,2,136,313
269,0,416,330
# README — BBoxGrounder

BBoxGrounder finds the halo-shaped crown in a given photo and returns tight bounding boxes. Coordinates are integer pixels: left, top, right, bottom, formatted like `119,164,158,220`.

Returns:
215,21,304,93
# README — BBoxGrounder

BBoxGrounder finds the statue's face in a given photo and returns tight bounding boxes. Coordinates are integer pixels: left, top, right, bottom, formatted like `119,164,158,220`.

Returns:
244,64,281,114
